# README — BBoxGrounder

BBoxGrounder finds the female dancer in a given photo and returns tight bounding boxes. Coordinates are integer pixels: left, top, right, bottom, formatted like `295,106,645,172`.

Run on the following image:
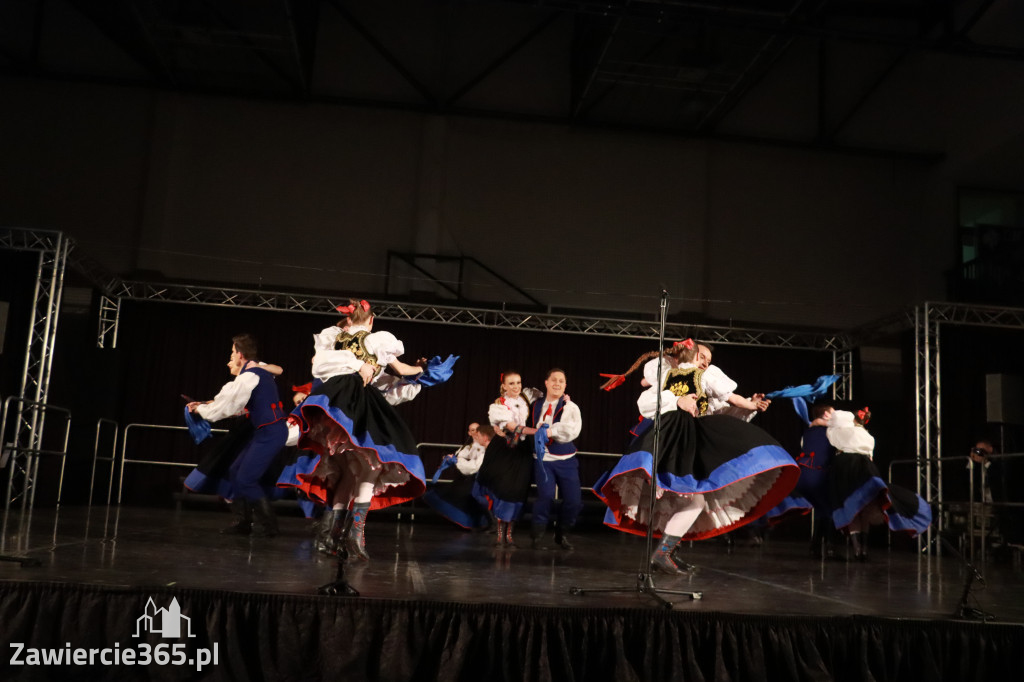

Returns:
286,299,428,561
595,339,799,574
472,371,540,547
826,408,932,560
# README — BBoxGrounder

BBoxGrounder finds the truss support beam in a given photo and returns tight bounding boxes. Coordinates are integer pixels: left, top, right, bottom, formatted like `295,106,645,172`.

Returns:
0,227,69,510
97,295,121,349
100,278,846,349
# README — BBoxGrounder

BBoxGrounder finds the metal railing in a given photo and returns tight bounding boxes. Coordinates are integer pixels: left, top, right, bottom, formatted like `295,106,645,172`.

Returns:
889,451,1024,563
419,441,620,491
89,418,119,506
0,396,71,512
116,423,227,504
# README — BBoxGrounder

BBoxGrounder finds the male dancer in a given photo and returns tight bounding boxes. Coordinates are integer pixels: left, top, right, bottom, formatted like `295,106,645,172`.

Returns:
528,369,583,550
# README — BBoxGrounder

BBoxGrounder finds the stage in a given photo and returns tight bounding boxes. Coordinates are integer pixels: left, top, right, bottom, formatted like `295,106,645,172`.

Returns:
2,503,1023,681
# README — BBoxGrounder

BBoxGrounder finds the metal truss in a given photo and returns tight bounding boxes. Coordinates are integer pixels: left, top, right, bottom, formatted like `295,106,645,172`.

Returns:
832,350,854,401
915,304,942,553
912,300,1024,555
0,227,69,510
89,279,845,350
97,295,121,350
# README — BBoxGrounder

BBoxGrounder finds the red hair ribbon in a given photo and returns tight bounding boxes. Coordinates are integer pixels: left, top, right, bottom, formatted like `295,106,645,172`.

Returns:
335,299,370,315
292,382,313,395
673,338,695,350
857,407,871,425
599,373,626,391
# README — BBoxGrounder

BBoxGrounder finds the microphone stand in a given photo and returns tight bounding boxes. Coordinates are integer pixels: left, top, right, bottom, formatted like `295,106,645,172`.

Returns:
570,291,702,608
939,535,994,621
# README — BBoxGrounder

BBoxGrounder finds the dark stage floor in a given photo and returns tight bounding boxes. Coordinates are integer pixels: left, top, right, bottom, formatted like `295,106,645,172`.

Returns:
2,503,1021,622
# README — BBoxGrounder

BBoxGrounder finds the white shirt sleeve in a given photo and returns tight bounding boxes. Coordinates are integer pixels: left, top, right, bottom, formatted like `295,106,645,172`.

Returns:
826,410,876,457
196,372,259,422
643,358,671,388
313,325,342,353
371,373,423,405
364,331,405,367
455,442,486,475
547,401,582,442
311,348,364,380
488,401,515,428
701,364,738,403
637,385,678,417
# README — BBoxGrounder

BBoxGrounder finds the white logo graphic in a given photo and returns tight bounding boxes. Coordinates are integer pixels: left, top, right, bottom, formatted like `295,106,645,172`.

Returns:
133,597,196,639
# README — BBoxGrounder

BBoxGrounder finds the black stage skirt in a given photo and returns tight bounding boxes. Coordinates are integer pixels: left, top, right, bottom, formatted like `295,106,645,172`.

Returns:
828,452,932,535
288,374,426,510
594,412,799,539
471,437,534,522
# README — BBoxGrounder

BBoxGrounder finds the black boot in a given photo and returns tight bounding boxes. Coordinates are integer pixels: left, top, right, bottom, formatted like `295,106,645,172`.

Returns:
554,523,574,550
504,521,517,548
221,499,252,535
652,534,690,575
316,508,348,555
345,502,371,561
669,542,696,571
251,498,279,538
494,520,507,546
530,524,550,550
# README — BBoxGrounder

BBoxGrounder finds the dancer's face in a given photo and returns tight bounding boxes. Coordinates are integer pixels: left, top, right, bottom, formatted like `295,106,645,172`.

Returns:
545,371,566,400
502,374,522,399
228,344,244,375
697,345,712,370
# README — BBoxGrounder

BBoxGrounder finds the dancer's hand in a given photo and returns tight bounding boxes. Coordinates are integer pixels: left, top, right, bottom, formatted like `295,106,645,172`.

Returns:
358,362,375,386
752,393,771,412
677,394,698,417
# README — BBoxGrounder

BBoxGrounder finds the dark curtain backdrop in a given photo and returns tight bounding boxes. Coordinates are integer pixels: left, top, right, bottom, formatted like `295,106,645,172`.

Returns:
43,300,832,507
2,581,1021,682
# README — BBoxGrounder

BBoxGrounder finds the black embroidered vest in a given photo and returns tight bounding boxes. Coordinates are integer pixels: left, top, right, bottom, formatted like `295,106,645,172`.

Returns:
663,367,709,416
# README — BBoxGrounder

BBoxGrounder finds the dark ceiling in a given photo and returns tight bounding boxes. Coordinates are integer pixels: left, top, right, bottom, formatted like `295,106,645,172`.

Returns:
2,1,1024,159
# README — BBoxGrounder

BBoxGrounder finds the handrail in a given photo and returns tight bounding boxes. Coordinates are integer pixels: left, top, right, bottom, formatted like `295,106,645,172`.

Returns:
890,451,1024,563
90,418,119,506
417,441,621,493
0,396,72,513
116,423,227,504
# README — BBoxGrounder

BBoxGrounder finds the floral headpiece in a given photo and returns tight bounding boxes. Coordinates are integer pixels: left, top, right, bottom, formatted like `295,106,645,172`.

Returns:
673,338,695,350
856,407,871,425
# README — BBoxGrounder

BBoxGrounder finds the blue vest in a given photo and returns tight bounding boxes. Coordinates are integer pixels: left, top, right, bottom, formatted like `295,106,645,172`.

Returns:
530,397,577,456
243,367,285,428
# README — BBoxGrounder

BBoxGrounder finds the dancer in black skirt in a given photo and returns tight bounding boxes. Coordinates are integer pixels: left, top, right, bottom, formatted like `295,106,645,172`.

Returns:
595,339,799,574
281,300,433,561
473,371,540,547
826,408,932,560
